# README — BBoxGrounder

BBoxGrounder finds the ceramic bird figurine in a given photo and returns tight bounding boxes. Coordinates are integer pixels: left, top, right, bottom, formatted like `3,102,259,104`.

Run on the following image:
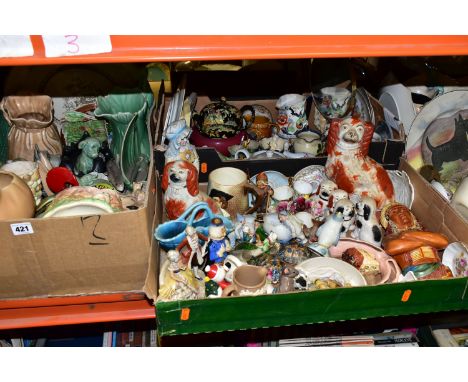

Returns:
325,116,394,209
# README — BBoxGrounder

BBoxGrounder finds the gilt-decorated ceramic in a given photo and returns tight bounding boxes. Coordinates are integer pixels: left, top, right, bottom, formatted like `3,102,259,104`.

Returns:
193,97,245,139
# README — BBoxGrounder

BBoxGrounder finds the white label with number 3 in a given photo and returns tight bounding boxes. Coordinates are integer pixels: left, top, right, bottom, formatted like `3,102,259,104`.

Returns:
10,222,34,236
42,35,112,58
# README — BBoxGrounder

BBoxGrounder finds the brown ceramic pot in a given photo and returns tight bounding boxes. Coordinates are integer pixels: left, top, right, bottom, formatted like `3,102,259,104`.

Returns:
1,95,63,161
0,170,36,220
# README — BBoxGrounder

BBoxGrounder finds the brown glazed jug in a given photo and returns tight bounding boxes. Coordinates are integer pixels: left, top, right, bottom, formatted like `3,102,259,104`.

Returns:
0,171,36,220
1,95,63,161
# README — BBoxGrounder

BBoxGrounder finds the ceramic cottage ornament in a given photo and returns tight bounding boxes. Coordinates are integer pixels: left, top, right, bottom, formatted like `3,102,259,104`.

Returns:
325,116,394,209
164,119,200,172
161,160,221,220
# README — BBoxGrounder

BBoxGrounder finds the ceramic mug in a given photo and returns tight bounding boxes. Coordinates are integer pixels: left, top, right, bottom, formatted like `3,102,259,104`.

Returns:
207,167,264,217
451,177,468,219
222,265,268,296
276,94,308,137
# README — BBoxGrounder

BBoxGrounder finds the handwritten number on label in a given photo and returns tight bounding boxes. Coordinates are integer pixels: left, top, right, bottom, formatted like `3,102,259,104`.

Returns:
65,35,80,54
81,216,109,246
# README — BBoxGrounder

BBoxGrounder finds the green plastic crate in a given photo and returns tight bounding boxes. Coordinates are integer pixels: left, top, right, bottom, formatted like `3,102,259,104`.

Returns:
156,277,468,336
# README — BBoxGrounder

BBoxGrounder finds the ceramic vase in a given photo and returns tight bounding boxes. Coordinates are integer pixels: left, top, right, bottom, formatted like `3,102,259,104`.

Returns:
1,95,63,162
94,92,153,189
1,161,43,206
0,170,36,220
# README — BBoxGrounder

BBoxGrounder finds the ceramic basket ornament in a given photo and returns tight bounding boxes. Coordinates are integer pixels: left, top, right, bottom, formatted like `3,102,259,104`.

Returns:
154,201,234,250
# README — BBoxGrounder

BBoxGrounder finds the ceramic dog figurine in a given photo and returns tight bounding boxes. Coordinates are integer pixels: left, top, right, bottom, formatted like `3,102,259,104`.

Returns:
309,210,344,256
329,189,349,212
325,117,394,208
161,160,221,220
334,198,355,238
74,137,101,176
310,179,338,220
352,196,383,247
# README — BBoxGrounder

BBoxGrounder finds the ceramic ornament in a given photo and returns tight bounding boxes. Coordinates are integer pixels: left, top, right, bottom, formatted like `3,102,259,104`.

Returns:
325,116,394,209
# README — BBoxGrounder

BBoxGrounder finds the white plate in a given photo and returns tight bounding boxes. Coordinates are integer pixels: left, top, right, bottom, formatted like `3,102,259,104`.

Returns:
406,90,468,172
442,242,468,278
296,257,367,287
379,84,416,136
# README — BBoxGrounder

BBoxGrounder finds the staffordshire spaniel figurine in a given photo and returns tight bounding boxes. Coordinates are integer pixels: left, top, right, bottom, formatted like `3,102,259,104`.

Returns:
161,160,220,220
325,116,394,209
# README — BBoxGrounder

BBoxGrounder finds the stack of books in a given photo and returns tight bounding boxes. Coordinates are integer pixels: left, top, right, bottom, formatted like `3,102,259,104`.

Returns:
250,330,419,347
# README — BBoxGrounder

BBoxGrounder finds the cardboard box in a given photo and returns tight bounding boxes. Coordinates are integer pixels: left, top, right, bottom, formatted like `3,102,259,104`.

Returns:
0,93,163,302
155,95,405,182
155,158,468,336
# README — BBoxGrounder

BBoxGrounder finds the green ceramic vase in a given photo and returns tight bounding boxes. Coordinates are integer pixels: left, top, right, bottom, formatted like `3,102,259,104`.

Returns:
94,92,153,190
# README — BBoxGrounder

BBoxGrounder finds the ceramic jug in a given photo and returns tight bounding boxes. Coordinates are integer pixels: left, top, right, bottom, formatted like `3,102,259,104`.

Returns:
94,92,153,189
0,170,36,220
276,94,309,138
1,95,63,162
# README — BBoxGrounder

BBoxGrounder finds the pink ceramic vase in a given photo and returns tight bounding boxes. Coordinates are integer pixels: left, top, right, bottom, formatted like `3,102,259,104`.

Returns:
0,170,36,220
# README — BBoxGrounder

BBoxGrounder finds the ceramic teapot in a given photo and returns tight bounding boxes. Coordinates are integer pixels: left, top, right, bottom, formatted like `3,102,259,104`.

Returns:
193,97,254,139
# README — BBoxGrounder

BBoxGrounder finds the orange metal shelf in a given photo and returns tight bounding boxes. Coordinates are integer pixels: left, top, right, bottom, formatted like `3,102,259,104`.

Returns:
0,293,155,330
1,35,467,66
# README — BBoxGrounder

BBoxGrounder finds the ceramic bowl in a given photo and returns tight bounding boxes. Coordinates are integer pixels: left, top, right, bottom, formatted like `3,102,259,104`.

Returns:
293,165,326,194
328,238,401,285
273,185,294,202
190,125,246,156
442,242,468,277
42,186,124,218
293,180,313,196
295,256,367,288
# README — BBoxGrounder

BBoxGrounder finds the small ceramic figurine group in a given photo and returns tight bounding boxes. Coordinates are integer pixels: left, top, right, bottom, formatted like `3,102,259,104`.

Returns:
155,114,456,304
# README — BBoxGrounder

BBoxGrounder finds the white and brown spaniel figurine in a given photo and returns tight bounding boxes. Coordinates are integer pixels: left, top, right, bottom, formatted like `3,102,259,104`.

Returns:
325,116,394,209
161,160,220,220
352,196,383,247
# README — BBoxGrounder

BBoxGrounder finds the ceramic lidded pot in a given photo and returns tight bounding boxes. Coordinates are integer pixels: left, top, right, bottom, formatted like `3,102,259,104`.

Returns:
193,97,254,139
0,170,36,220
1,95,63,162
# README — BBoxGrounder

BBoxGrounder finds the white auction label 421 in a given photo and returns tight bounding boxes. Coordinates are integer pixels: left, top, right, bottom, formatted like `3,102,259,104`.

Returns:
10,222,34,236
